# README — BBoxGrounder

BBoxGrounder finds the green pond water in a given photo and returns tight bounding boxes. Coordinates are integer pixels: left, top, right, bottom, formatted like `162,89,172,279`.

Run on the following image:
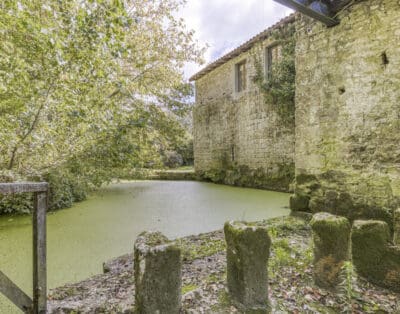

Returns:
0,180,289,313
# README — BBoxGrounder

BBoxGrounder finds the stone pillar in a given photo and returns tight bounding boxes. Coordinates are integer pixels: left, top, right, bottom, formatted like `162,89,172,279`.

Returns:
352,220,400,291
394,209,400,245
134,231,181,314
224,221,271,313
290,193,310,212
310,213,351,288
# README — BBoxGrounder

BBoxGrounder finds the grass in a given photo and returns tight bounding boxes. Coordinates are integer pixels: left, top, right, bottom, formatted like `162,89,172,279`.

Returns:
176,233,226,261
182,284,199,294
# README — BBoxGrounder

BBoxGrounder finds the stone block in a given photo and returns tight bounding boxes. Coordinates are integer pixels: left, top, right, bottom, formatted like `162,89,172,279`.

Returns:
224,221,271,313
310,213,351,288
352,220,400,292
134,231,181,313
290,193,310,211
394,209,400,245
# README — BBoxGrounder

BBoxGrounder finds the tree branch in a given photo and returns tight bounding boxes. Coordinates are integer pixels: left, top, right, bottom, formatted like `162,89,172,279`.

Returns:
8,84,54,170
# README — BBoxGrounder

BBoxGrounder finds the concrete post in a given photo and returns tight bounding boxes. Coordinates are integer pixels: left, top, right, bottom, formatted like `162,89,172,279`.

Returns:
224,221,271,313
310,212,351,288
134,231,181,314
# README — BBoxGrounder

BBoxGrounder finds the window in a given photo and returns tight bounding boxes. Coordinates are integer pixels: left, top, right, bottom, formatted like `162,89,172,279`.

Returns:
266,44,282,79
235,61,246,92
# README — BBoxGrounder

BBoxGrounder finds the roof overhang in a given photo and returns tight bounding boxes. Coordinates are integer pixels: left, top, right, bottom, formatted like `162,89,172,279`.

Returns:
273,0,339,27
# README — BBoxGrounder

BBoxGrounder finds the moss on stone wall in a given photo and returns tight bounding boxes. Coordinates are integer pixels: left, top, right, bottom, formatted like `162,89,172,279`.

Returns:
291,171,397,231
198,162,294,192
293,0,400,231
193,20,295,193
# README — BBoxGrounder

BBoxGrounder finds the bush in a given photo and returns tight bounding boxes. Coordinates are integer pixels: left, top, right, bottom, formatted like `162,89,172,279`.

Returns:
0,168,90,214
0,170,33,214
163,151,184,168
44,169,90,210
176,138,194,166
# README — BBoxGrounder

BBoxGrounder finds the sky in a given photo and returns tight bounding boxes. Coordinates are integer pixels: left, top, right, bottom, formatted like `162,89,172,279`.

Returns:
177,0,293,80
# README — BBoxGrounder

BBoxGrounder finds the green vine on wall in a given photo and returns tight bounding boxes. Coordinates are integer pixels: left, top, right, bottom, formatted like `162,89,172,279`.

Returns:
252,25,296,125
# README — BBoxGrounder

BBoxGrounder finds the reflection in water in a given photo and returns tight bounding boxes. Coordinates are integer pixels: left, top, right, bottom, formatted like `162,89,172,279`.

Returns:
0,180,289,312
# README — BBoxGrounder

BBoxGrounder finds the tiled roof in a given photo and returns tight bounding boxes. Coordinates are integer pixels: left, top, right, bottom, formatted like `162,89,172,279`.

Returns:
189,13,297,82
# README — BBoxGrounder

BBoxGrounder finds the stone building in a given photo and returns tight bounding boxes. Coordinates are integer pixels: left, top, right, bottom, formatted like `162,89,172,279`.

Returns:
190,15,296,192
191,0,400,230
291,0,400,230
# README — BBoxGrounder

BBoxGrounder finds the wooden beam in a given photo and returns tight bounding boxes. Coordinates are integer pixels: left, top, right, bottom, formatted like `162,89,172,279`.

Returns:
33,192,47,314
0,271,33,313
273,0,339,27
0,182,48,194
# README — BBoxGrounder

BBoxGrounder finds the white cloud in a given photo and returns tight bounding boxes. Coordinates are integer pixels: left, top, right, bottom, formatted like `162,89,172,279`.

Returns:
177,0,293,80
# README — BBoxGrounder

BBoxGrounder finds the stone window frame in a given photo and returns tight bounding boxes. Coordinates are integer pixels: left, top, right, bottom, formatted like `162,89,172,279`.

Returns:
235,60,247,93
265,43,282,80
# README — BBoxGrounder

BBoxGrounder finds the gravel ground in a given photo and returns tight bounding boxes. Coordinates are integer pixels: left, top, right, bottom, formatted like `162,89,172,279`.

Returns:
48,216,400,313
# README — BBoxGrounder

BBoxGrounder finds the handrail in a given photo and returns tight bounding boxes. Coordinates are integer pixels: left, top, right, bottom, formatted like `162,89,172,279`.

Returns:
0,182,48,194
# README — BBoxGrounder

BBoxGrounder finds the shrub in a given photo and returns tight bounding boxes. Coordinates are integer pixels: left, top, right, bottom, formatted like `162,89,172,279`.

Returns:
162,151,184,168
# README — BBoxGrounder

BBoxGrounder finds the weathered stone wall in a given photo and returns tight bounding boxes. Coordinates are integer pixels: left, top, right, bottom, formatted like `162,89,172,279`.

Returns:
293,0,400,228
193,32,295,192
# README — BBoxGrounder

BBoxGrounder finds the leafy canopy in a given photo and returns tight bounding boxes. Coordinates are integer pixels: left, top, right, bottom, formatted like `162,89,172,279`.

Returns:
0,0,203,184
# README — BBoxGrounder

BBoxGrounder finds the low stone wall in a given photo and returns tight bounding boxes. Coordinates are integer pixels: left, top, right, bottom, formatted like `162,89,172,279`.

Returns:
197,162,294,192
149,169,196,181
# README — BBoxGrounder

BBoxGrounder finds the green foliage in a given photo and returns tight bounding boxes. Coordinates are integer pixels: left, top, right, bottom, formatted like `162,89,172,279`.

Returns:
45,169,90,210
176,233,225,262
339,261,356,310
181,284,198,295
253,25,296,124
172,137,194,167
0,193,32,214
0,170,32,214
0,0,203,213
272,239,292,267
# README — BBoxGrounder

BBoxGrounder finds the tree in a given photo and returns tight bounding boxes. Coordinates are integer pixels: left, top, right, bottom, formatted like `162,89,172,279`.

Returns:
0,0,203,211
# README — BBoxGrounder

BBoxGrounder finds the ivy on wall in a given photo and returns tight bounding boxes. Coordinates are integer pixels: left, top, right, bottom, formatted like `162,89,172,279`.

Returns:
252,25,296,125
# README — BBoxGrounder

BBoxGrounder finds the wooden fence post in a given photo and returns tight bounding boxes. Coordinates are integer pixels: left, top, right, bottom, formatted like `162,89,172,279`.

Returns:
33,192,47,314
0,182,48,313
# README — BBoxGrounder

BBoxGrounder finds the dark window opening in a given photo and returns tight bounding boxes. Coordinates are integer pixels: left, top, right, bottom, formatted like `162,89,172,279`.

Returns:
381,51,389,66
236,61,247,92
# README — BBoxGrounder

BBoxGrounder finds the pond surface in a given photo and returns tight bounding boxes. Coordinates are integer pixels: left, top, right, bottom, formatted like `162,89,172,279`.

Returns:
0,180,289,313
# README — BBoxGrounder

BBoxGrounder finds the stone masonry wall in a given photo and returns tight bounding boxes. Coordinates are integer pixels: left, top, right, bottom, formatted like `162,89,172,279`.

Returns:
293,0,400,229
193,31,295,192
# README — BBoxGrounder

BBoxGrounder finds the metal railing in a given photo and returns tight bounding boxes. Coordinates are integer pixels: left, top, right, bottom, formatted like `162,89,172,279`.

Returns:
0,182,48,313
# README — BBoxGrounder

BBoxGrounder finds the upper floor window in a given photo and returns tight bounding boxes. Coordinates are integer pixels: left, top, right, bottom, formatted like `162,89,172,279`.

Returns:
266,44,282,79
235,60,246,92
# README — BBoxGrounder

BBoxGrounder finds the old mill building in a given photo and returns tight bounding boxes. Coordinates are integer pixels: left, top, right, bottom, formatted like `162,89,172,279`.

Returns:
190,0,400,231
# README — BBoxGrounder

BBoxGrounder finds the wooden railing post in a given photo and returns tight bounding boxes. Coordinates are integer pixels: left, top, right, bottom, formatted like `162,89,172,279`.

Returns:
0,182,48,314
33,191,47,314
